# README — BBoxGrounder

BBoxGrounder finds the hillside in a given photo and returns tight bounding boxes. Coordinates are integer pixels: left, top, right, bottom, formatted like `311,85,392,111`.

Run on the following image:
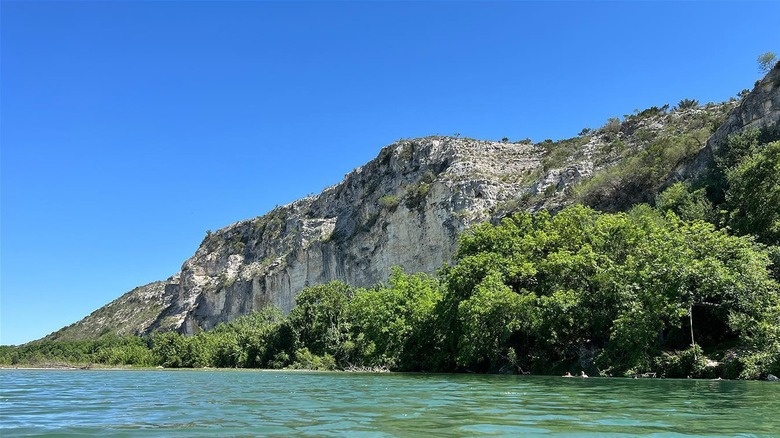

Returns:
46,64,779,342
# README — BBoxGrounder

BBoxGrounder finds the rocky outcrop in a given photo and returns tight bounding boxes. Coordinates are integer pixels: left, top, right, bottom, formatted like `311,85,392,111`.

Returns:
49,65,780,341
683,62,780,179
152,137,547,333
45,277,179,340
710,63,780,148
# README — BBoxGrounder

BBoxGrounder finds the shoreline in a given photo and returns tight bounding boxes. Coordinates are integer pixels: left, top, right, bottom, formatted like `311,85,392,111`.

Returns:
0,365,361,373
1,365,767,381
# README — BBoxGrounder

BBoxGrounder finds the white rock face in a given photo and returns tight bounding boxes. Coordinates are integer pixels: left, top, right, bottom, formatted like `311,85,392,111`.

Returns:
684,63,780,178
149,137,545,333
50,65,780,339
155,65,780,334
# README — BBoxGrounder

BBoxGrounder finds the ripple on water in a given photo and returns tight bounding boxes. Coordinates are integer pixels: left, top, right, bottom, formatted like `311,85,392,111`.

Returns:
2,370,780,437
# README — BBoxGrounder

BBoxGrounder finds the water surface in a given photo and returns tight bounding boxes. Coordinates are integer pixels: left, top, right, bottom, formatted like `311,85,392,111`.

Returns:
1,369,777,436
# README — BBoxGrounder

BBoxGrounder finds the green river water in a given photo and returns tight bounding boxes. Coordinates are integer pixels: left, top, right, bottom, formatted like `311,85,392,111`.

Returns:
1,369,778,436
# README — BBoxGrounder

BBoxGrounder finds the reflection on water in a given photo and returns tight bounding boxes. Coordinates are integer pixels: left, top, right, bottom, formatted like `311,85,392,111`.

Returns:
1,369,778,437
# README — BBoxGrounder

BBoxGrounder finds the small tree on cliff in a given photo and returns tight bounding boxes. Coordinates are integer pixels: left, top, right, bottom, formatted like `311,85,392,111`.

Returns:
757,52,777,74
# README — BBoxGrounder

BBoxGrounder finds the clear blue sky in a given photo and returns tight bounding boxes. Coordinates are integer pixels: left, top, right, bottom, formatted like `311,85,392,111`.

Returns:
1,1,777,345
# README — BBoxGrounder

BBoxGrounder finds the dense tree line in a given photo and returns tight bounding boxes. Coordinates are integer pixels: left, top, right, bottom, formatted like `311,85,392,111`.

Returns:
3,204,778,379
658,129,780,248
3,130,778,380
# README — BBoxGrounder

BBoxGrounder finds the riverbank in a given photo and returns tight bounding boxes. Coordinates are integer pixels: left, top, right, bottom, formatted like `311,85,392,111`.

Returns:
4,364,779,382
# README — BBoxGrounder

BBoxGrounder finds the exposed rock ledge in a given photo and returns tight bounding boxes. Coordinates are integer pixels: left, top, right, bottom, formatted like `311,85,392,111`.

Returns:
151,137,546,334
46,63,780,341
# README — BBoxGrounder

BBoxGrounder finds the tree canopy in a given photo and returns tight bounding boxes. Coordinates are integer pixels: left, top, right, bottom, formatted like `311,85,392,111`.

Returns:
5,204,778,379
758,51,778,74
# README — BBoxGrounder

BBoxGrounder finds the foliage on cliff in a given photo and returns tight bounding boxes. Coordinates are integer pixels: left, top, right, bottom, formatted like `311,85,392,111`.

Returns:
27,91,759,342
571,102,733,211
5,204,778,379
5,66,778,379
714,131,780,245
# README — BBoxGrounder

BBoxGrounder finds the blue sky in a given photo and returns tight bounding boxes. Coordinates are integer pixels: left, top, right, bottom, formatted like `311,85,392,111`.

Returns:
1,1,778,345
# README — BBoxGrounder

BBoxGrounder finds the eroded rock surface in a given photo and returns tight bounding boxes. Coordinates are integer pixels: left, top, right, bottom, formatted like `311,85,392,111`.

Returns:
159,137,546,333
47,65,780,340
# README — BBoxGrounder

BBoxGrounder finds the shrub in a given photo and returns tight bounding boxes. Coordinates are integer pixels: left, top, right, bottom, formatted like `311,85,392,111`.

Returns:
676,99,699,110
290,348,337,370
655,183,714,223
757,51,777,74
378,195,400,210
603,117,621,133
404,182,431,210
268,351,290,369
398,143,414,162
654,346,716,378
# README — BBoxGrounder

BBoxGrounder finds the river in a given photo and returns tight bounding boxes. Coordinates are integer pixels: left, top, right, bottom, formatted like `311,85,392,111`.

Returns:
1,369,777,436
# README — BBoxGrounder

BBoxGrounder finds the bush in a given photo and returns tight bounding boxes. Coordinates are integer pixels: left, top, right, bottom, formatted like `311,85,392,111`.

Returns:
290,348,337,370
724,141,780,245
757,52,777,74
742,353,780,380
378,195,400,210
676,99,699,110
654,346,717,378
602,117,621,135
655,183,714,223
268,351,290,369
404,182,430,210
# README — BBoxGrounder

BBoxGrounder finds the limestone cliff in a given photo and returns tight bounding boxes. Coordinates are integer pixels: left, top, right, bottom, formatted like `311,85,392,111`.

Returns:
46,64,780,341
157,137,547,334
683,62,780,179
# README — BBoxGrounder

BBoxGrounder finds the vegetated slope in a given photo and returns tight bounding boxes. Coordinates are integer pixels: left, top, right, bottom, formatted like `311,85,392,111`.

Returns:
45,279,177,342
49,138,545,340
44,64,779,343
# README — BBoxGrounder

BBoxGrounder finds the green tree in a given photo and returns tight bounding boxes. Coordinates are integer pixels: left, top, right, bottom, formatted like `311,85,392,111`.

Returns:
456,274,534,371
725,141,780,245
287,282,354,363
348,268,442,369
676,99,699,110
151,332,189,367
757,51,777,74
655,182,714,223
438,205,780,376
